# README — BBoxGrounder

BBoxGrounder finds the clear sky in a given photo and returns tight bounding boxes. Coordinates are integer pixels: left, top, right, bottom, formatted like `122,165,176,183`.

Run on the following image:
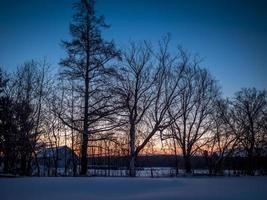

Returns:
0,0,266,97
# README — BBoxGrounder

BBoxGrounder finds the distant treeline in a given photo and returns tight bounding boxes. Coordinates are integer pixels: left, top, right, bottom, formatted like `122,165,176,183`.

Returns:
88,155,267,175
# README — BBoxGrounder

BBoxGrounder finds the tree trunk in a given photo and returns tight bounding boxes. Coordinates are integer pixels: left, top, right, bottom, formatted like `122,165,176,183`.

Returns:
173,138,179,176
129,125,136,177
215,158,223,175
183,154,192,174
80,131,88,175
80,48,89,175
129,155,136,177
80,14,90,175
72,147,77,176
26,157,32,176
20,153,27,176
29,146,40,176
247,149,254,175
3,151,10,174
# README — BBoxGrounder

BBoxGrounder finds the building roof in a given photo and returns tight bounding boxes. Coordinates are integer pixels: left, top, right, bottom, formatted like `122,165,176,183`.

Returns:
37,146,78,159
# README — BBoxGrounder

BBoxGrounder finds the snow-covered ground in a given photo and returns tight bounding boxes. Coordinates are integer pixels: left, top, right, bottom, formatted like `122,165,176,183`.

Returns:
1,177,267,200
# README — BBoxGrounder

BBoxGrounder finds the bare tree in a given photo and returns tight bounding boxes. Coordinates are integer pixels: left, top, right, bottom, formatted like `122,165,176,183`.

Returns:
0,60,51,175
164,55,220,174
59,0,119,175
231,88,267,175
114,37,184,176
0,68,16,174
203,99,238,175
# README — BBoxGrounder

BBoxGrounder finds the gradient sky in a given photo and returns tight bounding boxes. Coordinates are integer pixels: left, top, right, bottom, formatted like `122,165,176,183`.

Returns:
0,0,266,97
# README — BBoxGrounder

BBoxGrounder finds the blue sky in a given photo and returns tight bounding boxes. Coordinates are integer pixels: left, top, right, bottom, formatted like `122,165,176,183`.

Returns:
0,0,266,97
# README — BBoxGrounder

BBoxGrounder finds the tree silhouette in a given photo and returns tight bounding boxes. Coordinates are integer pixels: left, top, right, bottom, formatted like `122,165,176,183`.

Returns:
60,0,119,175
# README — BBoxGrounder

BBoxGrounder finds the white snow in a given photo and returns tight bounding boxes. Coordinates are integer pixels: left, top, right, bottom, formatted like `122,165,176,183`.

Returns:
1,177,267,200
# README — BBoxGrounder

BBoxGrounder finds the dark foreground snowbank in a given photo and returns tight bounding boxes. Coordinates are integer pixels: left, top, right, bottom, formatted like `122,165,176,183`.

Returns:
1,176,267,200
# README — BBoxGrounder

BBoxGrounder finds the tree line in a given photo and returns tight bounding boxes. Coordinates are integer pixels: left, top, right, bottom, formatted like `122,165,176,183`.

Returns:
0,0,266,176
